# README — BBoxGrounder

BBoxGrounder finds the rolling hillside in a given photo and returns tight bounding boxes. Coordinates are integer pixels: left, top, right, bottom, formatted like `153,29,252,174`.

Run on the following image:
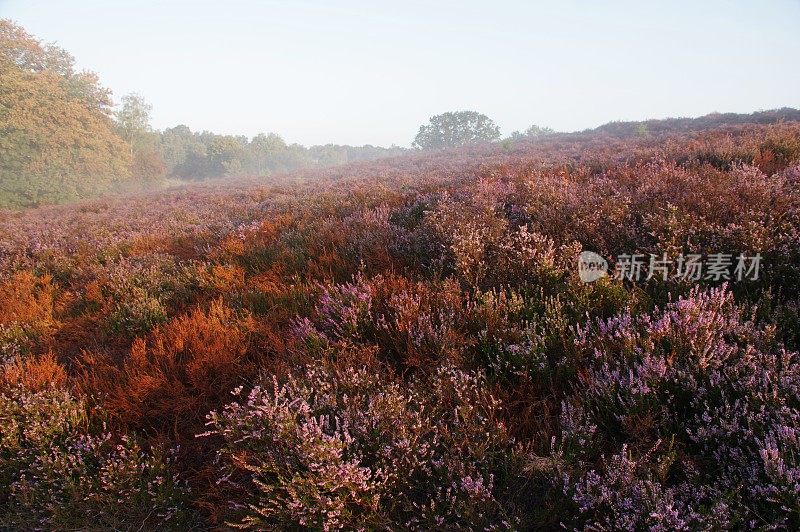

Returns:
2,115,800,529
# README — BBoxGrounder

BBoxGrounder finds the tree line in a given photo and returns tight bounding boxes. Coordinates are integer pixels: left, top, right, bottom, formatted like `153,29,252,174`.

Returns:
116,93,408,182
0,19,553,210
0,20,407,209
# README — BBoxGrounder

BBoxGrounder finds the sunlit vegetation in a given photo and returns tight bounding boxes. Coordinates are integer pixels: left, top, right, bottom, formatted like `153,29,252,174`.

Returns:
2,108,800,528
0,20,131,209
3,14,800,531
0,20,406,210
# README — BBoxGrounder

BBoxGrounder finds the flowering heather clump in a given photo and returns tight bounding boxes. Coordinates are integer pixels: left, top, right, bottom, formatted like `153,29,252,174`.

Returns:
426,188,509,288
107,285,168,334
0,118,798,527
311,272,375,343
472,288,555,382
370,276,466,366
339,204,399,272
202,360,522,530
100,254,203,335
0,324,29,365
561,443,733,530
302,273,469,367
557,285,800,528
0,385,190,530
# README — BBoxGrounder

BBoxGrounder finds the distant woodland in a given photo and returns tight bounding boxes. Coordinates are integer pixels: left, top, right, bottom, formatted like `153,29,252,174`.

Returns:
0,20,405,209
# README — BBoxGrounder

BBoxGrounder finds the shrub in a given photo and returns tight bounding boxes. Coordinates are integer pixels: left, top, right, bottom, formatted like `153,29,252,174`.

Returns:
301,273,469,367
202,359,522,530
1,352,66,392
81,299,255,434
560,443,732,530
107,285,168,335
102,255,201,336
556,286,800,528
0,271,56,327
0,385,190,530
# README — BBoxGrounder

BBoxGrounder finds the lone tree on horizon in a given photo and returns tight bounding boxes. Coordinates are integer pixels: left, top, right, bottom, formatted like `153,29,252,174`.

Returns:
412,111,501,150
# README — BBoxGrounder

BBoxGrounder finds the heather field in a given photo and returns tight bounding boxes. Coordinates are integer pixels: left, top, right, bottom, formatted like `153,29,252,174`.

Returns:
1,117,800,529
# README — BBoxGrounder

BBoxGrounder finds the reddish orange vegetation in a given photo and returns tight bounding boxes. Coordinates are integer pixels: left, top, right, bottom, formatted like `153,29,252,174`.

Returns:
1,352,66,391
2,117,800,528
0,271,55,327
79,300,257,436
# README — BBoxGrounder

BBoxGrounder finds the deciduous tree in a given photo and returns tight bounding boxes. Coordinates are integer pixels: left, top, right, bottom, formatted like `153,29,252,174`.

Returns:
0,20,130,208
412,111,501,150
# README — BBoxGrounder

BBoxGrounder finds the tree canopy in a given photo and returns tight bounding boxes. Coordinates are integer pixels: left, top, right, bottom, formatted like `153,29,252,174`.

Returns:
412,111,501,150
0,19,130,209
0,20,407,209
508,124,556,140
115,93,153,147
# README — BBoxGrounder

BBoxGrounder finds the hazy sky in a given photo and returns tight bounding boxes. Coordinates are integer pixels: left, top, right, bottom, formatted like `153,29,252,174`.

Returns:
2,0,799,147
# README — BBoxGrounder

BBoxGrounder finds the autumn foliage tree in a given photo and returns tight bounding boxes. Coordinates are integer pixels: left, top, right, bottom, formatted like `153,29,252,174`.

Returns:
0,20,131,209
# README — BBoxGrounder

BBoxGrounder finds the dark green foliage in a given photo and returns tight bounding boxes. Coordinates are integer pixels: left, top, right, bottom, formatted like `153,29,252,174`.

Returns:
413,110,502,149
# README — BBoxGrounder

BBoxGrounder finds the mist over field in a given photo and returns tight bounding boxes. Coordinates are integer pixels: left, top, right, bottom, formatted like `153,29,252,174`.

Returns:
2,3,800,530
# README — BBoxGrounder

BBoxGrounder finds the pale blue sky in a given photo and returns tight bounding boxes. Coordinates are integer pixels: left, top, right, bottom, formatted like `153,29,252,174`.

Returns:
2,0,799,146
